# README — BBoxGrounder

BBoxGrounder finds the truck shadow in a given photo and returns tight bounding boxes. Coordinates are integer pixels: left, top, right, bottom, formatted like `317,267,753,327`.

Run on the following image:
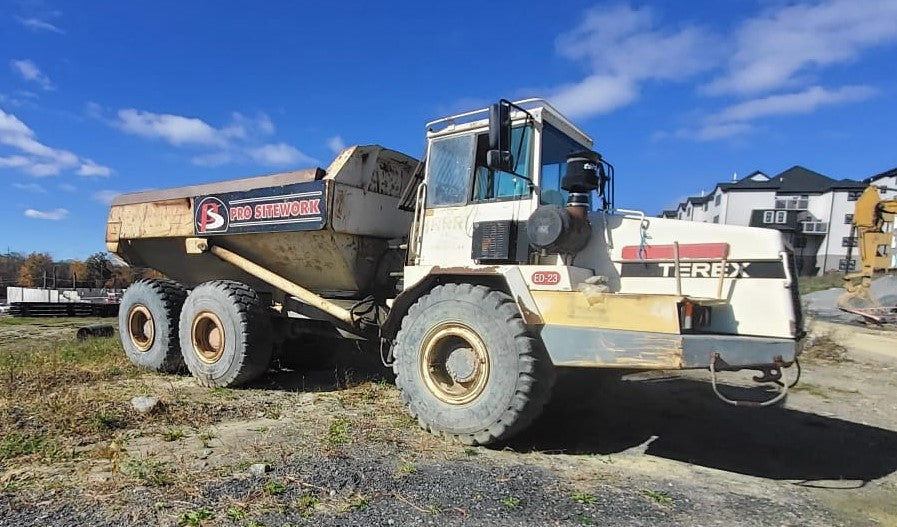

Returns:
509,368,897,485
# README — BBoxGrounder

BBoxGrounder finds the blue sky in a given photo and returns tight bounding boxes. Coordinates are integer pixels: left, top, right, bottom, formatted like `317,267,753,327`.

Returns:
2,0,896,259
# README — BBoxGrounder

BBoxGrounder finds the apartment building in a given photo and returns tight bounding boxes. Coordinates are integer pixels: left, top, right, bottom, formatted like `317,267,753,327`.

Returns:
660,166,873,276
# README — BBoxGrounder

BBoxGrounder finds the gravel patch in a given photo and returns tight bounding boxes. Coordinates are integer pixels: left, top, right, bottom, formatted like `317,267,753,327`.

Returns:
0,448,837,526
803,275,897,324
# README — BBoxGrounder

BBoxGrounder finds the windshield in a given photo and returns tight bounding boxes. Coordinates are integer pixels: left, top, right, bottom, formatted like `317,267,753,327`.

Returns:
540,123,591,208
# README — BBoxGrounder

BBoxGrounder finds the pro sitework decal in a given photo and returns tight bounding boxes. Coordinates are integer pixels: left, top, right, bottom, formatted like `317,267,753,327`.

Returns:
620,260,785,279
194,181,326,235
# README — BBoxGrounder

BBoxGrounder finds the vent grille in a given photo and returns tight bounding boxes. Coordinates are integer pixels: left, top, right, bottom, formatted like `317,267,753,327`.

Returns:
472,221,513,262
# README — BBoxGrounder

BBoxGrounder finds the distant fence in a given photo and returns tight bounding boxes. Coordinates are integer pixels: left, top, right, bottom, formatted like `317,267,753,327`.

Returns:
5,287,123,304
3,287,122,317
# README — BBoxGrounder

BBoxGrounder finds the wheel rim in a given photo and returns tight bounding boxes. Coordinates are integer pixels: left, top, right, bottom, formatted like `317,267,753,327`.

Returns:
419,322,490,405
127,304,155,352
191,311,226,364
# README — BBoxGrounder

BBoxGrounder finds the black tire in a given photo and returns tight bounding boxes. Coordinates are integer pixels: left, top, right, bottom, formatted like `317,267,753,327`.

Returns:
179,280,273,388
118,279,188,373
393,283,555,445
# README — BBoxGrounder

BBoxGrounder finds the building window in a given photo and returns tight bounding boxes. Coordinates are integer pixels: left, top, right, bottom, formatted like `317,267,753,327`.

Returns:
847,190,863,201
842,236,858,247
845,214,854,224
775,196,809,210
775,211,787,224
713,215,719,223
839,258,857,271
714,194,721,206
763,211,774,223
702,202,708,212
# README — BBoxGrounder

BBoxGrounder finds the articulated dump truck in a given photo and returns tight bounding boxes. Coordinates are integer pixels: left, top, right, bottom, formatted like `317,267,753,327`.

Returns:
107,99,804,445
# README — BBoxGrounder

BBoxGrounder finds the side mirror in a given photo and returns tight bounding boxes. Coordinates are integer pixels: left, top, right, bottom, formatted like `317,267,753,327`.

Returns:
487,101,513,171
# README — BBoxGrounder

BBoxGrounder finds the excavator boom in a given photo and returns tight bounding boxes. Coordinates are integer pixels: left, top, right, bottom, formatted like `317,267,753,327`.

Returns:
838,185,897,324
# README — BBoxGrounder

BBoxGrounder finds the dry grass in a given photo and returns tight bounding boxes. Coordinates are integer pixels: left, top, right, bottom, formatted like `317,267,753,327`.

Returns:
0,316,446,511
802,333,850,363
798,272,846,295
0,318,261,470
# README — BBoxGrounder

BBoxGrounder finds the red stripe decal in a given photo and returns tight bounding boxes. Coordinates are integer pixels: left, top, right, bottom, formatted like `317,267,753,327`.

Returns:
621,243,729,260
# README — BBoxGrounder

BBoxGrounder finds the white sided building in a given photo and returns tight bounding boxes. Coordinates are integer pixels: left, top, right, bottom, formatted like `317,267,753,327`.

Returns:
661,166,880,276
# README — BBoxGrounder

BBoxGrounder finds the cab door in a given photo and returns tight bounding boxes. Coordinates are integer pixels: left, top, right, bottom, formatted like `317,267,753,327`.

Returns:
417,126,536,267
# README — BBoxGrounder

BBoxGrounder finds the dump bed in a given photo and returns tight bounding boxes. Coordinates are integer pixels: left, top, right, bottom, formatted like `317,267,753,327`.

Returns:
106,146,417,297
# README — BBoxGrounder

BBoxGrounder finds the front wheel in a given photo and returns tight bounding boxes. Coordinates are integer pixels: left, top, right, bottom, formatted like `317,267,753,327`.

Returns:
393,283,555,445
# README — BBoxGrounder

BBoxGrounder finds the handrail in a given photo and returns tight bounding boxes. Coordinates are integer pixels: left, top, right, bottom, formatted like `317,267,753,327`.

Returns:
614,208,646,221
425,98,593,144
408,182,428,265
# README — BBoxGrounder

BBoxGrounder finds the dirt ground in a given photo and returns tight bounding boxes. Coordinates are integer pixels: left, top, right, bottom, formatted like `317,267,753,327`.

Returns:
1,316,897,526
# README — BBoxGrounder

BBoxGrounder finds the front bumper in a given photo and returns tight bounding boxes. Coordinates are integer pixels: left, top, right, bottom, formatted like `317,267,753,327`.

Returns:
540,325,803,370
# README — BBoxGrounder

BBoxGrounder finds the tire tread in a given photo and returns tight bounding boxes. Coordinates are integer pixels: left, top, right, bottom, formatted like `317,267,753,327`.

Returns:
393,284,555,445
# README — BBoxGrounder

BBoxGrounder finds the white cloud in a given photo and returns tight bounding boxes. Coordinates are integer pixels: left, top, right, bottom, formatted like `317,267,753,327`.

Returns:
93,190,121,205
113,109,277,148
77,159,113,177
10,59,54,91
191,151,234,167
0,155,31,169
549,4,721,118
248,143,318,166
107,106,312,168
711,85,876,124
326,135,346,154
675,84,876,141
707,0,897,95
12,182,46,193
16,17,64,34
116,109,227,147
549,75,638,120
24,208,68,220
0,108,111,177
675,122,755,142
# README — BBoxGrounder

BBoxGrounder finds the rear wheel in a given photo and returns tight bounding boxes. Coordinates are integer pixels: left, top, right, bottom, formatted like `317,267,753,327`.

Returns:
179,280,273,387
118,279,187,373
393,283,555,445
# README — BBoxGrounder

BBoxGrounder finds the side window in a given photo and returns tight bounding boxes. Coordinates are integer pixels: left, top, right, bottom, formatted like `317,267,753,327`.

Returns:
540,123,590,208
427,134,474,207
471,125,532,202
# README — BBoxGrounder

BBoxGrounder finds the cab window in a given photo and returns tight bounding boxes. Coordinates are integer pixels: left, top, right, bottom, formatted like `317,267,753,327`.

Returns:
427,133,474,207
540,123,590,208
471,125,532,202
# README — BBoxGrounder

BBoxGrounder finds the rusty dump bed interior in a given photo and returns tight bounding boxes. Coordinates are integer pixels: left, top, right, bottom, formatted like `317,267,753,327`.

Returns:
106,145,418,297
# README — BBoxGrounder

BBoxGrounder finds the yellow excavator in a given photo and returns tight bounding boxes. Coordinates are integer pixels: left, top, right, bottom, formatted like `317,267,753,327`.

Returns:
839,185,897,325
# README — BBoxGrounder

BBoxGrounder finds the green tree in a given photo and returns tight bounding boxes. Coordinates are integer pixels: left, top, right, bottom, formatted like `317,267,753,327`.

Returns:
85,252,112,288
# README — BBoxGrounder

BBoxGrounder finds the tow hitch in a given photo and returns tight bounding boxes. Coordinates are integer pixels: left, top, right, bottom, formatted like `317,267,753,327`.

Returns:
709,353,799,408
